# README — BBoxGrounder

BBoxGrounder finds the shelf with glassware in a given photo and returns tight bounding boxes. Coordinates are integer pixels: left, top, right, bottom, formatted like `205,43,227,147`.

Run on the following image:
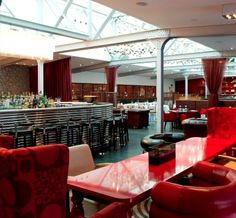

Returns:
72,83,156,103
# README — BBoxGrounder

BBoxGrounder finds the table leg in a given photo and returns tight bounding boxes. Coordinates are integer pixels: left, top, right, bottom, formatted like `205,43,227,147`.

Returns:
70,190,85,217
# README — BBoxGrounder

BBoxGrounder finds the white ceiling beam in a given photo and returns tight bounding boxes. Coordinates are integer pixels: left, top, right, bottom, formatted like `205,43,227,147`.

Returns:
170,24,236,38
109,50,236,66
72,62,109,73
118,68,156,77
55,24,236,53
55,29,170,52
0,15,89,40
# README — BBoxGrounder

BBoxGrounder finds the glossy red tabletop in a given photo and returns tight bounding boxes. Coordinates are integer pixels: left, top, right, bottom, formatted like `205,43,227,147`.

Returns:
67,137,234,205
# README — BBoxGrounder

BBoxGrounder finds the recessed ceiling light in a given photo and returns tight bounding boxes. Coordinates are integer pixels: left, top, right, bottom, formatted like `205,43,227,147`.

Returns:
136,1,148,6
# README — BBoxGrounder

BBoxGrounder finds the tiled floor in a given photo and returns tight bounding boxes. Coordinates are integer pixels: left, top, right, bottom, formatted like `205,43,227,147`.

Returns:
94,118,183,164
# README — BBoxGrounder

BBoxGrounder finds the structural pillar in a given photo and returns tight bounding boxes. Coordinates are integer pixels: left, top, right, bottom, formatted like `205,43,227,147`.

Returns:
155,39,167,134
205,81,208,99
105,66,117,106
37,59,44,95
184,74,189,100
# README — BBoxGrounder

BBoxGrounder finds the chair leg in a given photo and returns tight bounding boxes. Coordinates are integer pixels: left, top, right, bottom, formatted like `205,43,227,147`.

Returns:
164,122,167,129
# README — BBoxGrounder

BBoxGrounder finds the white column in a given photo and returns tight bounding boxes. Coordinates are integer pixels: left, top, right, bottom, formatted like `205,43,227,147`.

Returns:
205,82,208,99
37,60,44,95
155,39,166,134
184,74,189,100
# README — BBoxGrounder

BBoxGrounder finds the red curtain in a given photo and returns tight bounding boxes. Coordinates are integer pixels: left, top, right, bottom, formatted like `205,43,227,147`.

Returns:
29,58,72,101
44,57,72,101
29,66,38,93
202,58,227,108
105,66,117,92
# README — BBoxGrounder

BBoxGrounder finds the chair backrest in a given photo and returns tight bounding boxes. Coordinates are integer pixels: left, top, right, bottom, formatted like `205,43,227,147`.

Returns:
150,161,236,218
0,144,69,218
0,147,16,218
207,107,236,139
68,144,96,176
163,112,177,122
0,135,14,149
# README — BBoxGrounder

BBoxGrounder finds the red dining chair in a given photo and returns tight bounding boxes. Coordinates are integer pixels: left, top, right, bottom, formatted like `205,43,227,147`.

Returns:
0,144,69,218
163,112,178,129
180,110,200,123
199,108,208,116
149,161,236,218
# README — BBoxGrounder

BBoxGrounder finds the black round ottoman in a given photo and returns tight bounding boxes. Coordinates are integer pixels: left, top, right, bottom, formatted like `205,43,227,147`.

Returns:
140,132,184,152
151,132,184,143
140,136,165,152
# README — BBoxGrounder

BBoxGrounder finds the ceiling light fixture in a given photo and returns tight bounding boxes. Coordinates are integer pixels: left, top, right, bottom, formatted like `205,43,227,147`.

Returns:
222,3,236,20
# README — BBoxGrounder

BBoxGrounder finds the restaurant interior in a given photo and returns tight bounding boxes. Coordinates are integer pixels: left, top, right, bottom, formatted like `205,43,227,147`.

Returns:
1,0,236,217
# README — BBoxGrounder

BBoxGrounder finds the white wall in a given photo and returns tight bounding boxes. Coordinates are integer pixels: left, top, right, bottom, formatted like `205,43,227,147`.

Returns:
72,71,106,84
163,78,175,92
72,72,175,92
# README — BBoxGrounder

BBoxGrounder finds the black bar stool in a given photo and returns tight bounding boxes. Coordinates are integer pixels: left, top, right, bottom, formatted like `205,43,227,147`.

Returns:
61,117,82,147
103,117,115,151
9,122,35,148
81,116,102,154
113,113,129,148
34,119,61,145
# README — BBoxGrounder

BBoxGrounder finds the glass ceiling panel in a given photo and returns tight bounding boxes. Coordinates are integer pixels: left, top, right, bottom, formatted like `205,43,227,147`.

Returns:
1,0,235,78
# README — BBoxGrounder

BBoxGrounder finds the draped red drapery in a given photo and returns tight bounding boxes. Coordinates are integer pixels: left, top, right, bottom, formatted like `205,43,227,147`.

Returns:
29,66,38,94
202,58,227,108
105,66,117,92
29,58,72,101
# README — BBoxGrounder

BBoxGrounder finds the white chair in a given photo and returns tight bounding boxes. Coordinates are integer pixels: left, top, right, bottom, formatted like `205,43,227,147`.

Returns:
69,144,109,176
68,144,110,216
68,144,96,176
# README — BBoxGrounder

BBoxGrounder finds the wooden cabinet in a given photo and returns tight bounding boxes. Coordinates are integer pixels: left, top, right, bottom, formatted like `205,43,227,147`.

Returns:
222,78,236,94
146,86,156,98
72,83,83,100
127,109,149,128
133,86,140,98
72,83,156,102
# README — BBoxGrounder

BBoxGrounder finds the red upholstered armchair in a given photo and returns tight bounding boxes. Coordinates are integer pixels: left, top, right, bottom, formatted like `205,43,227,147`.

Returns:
0,144,69,218
207,107,236,140
149,161,236,218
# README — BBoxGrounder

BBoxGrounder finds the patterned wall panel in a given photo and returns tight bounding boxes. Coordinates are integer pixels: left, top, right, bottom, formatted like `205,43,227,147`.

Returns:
0,65,30,94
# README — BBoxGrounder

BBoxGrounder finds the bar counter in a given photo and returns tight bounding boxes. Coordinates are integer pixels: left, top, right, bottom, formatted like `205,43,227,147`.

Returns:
0,102,113,145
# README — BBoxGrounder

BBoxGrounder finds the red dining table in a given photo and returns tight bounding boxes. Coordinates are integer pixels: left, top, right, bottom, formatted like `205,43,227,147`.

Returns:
67,137,235,216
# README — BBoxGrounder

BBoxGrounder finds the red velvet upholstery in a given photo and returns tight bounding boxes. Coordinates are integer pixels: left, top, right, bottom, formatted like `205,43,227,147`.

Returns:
0,147,16,218
163,112,177,129
199,108,208,115
207,107,236,140
150,161,236,218
0,144,69,218
0,135,14,149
